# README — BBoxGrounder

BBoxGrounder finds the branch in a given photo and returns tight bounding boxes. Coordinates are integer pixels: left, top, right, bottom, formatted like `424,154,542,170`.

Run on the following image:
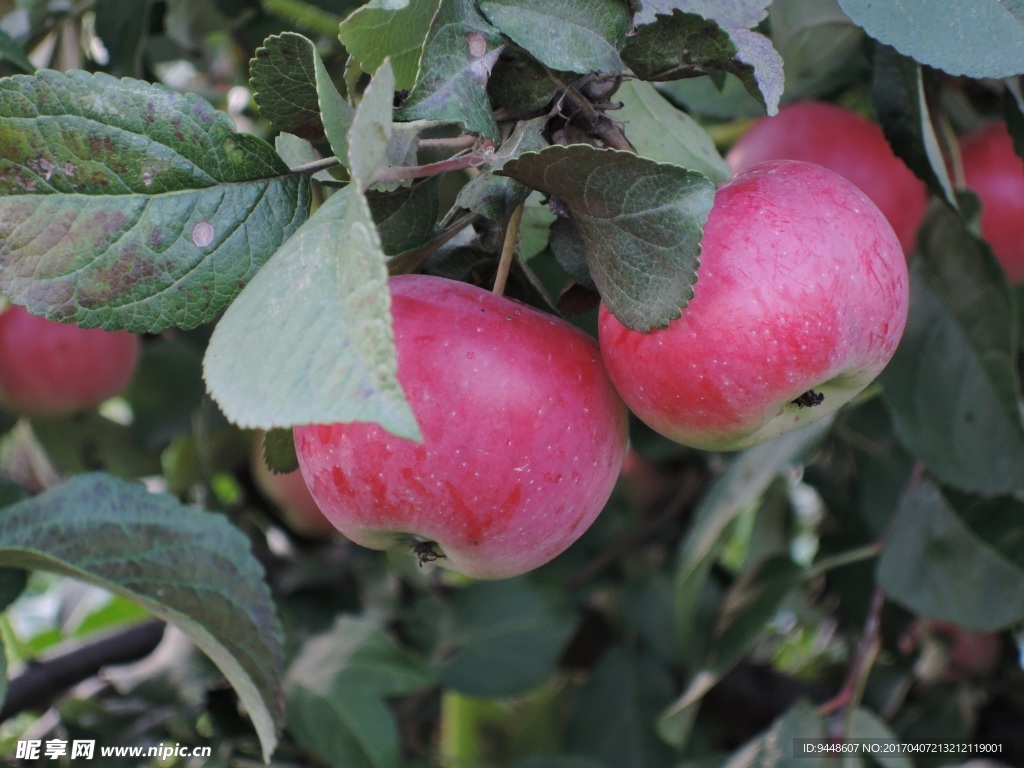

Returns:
0,620,166,722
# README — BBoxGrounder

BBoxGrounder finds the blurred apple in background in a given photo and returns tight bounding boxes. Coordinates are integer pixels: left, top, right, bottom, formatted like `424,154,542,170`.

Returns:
0,304,140,417
251,433,336,538
959,121,1024,284
727,101,928,255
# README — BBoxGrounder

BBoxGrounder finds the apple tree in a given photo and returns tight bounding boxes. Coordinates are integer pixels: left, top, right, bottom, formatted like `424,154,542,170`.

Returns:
0,0,1022,766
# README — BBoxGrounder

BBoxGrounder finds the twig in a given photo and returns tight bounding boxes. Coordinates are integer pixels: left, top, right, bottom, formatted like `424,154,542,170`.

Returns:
817,587,885,728
0,620,166,722
492,203,525,296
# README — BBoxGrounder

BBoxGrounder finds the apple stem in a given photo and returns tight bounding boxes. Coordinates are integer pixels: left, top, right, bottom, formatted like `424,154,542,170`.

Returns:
492,202,525,296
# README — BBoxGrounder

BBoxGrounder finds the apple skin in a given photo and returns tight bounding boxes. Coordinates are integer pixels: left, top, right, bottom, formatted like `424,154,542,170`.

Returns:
0,304,141,417
960,121,1024,284
293,274,629,580
598,160,909,452
251,436,336,537
727,101,928,254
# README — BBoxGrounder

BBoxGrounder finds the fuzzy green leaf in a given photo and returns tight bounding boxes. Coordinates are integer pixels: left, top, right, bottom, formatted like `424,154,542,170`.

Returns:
479,0,628,75
615,79,730,183
872,46,957,211
879,480,1024,631
622,10,783,116
499,144,715,332
286,616,435,768
204,186,419,439
634,0,771,28
882,206,1024,496
838,0,1024,78
398,0,503,139
339,0,441,92
0,70,310,333
250,32,325,141
0,473,284,761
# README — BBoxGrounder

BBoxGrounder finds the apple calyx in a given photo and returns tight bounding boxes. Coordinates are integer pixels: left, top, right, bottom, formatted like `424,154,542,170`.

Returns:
792,390,825,408
410,537,446,566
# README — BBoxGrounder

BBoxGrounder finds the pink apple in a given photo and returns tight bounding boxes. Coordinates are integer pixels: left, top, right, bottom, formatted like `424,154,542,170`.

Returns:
598,160,909,451
293,274,629,579
251,434,336,537
959,121,1024,284
0,304,141,417
727,101,928,254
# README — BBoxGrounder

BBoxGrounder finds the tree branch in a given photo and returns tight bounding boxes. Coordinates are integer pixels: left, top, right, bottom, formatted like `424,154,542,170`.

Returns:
0,620,166,722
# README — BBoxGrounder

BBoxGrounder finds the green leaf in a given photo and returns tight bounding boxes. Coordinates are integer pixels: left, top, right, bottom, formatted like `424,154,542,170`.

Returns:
123,336,206,447
30,412,162,479
286,615,435,768
94,0,151,77
878,480,1024,631
203,186,420,439
0,473,284,760
347,59,395,187
250,32,325,141
438,579,576,697
769,0,867,101
671,420,829,672
837,0,1024,78
339,0,442,92
315,42,357,166
0,70,311,333
565,647,677,767
447,116,548,223
398,0,503,139
0,30,34,75
622,10,783,116
722,699,825,767
549,218,593,290
634,0,771,28
488,52,562,112
479,0,628,75
499,144,715,332
615,79,730,183
712,555,802,671
658,551,806,750
263,428,300,474
872,46,957,211
368,180,440,255
881,207,1024,497
262,0,348,37
848,709,912,768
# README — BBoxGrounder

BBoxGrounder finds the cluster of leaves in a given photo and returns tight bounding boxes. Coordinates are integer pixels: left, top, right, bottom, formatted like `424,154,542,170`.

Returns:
0,0,1023,767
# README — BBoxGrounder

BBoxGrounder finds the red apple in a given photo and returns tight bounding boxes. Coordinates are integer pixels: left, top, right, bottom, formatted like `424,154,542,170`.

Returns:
959,121,1024,284
293,274,629,579
727,101,928,254
251,434,335,537
0,304,141,417
598,160,909,451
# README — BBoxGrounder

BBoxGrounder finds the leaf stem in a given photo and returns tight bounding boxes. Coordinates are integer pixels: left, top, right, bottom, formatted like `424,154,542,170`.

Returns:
288,156,344,176
804,542,882,581
370,141,496,186
418,135,480,153
492,203,525,296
